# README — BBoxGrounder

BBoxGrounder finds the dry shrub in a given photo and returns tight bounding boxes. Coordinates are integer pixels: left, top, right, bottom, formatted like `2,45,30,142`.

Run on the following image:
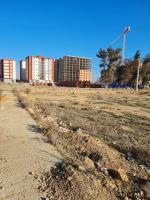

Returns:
0,90,3,102
24,87,32,94
13,89,33,109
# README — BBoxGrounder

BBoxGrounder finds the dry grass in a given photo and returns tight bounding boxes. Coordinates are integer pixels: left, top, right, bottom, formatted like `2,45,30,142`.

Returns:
13,85,150,199
22,86,150,166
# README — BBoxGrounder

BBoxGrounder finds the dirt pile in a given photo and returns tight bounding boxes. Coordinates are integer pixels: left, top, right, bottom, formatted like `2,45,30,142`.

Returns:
38,162,118,200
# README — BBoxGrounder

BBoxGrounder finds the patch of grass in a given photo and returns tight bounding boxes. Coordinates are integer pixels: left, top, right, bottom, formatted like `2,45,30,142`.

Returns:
123,112,149,121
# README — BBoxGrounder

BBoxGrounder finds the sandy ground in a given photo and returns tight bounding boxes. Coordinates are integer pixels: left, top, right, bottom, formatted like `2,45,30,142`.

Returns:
0,89,62,200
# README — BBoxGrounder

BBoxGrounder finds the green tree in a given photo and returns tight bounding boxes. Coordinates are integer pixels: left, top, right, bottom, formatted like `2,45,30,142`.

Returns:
96,48,122,83
134,50,141,61
141,54,150,85
116,51,141,85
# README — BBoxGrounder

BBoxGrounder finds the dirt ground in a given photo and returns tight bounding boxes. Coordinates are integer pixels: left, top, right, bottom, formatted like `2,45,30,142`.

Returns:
1,84,150,200
0,86,62,200
23,86,150,165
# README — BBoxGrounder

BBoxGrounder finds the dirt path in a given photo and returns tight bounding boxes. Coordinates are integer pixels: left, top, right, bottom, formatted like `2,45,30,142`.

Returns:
0,89,62,200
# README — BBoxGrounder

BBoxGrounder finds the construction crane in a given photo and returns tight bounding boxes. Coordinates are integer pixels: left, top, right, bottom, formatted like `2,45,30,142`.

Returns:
96,26,131,84
110,26,131,65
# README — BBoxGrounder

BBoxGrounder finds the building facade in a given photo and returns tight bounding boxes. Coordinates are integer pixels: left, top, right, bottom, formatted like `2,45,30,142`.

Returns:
55,56,92,85
20,60,28,81
20,56,54,83
0,59,16,83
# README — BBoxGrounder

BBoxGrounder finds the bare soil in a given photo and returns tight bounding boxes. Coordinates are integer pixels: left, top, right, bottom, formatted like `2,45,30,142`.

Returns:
0,87,62,200
12,85,150,200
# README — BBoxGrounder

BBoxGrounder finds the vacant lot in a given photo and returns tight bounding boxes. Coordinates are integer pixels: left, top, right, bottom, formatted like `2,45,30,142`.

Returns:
20,86,150,165
12,85,150,199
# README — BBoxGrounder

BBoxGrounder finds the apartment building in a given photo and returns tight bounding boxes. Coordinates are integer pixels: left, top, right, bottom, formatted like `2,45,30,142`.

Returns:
20,56,54,83
0,59,16,83
55,56,92,84
20,60,28,81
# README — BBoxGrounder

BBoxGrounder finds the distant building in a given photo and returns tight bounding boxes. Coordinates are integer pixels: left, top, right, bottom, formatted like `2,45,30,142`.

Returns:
54,59,60,83
20,60,28,82
20,56,54,83
0,59,16,83
55,56,92,85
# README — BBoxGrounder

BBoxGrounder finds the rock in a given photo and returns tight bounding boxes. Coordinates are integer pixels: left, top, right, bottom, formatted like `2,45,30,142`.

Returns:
142,181,150,198
101,167,109,175
124,196,129,200
139,165,150,175
107,180,117,189
117,168,129,182
67,176,73,181
140,191,144,197
108,168,129,182
39,197,47,200
94,161,101,169
78,165,85,171
76,128,82,134
59,121,63,126
84,157,95,169
28,108,34,115
127,152,135,162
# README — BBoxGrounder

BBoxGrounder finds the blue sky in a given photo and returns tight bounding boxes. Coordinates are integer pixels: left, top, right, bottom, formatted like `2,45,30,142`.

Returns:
0,0,150,80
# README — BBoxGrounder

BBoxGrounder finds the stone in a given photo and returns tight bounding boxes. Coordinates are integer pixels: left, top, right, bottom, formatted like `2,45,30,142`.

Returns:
84,157,95,169
68,176,73,181
94,161,101,169
78,165,85,171
101,167,109,175
142,181,150,198
108,168,129,182
39,197,47,200
140,191,144,197
117,168,129,182
107,180,117,189
124,196,129,200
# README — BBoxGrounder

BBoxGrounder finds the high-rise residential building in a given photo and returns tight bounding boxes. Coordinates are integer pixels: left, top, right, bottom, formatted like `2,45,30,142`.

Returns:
20,60,28,82
55,56,92,84
20,56,54,83
0,59,16,83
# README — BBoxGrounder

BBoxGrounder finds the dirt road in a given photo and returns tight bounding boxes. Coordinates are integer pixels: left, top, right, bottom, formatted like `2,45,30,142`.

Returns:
0,89,62,200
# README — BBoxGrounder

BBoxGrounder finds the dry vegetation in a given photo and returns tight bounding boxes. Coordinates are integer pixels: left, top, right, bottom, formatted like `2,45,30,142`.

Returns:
13,85,150,200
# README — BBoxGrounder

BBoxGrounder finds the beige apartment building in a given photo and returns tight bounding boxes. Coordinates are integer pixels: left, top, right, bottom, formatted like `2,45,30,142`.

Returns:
55,56,92,85
0,59,16,83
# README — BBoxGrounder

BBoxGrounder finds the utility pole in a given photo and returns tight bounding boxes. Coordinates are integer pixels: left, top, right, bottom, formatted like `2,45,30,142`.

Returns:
136,60,142,92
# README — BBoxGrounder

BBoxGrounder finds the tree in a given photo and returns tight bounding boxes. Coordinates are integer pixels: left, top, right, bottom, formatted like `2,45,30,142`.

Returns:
97,48,150,87
96,48,122,83
116,51,141,86
134,50,141,61
141,54,150,85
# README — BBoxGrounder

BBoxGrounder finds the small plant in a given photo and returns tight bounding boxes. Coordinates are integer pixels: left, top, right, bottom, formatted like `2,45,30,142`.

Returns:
24,88,32,94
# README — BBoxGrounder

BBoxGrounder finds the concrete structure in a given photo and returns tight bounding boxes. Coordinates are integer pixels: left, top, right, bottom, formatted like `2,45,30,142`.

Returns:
0,59,16,83
20,56,54,83
55,56,92,85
